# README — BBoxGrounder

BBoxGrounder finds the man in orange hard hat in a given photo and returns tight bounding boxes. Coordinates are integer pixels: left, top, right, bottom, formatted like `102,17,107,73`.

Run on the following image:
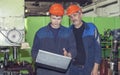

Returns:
66,4,102,75
31,3,77,75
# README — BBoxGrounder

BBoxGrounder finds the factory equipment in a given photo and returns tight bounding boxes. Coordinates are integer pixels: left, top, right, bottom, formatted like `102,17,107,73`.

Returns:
0,0,25,46
100,29,112,75
0,47,10,67
100,29,112,58
110,29,120,75
100,29,120,75
0,0,34,75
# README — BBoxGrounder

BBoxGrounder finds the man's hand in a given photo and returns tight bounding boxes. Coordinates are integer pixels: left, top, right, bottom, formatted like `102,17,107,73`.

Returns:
63,48,71,57
91,63,99,75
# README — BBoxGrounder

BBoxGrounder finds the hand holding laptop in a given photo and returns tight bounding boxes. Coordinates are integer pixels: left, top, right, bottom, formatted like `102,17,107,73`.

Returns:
63,48,72,57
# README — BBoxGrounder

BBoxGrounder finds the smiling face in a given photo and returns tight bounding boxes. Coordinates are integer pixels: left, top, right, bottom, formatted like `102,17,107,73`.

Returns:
50,15,62,29
69,11,83,28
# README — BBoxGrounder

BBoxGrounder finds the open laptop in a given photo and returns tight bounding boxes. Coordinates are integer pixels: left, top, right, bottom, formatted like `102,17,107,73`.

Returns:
35,49,72,73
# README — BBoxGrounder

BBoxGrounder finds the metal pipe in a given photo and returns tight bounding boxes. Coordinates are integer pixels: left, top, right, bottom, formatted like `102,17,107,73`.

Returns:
13,46,18,60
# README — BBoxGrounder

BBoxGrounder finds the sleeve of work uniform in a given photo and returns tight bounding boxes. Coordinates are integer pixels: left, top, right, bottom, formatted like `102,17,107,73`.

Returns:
31,33,40,61
94,28,102,64
68,30,77,58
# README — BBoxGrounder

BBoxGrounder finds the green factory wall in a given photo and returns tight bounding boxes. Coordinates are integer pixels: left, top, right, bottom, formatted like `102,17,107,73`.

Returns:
1,16,119,63
83,17,120,34
23,16,120,63
82,17,120,58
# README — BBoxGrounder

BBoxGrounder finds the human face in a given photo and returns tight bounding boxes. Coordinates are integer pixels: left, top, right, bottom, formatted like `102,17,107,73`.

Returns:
69,11,82,28
50,15,62,29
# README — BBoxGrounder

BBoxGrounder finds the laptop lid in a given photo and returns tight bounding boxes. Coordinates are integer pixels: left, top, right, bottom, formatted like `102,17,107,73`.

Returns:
35,49,72,73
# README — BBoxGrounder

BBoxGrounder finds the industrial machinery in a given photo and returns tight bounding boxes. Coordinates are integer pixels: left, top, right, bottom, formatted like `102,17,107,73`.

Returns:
100,29,112,75
0,0,24,46
100,29,120,75
110,29,120,75
0,0,34,75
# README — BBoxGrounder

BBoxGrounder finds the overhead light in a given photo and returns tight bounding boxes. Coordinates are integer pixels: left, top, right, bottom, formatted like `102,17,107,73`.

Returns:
25,6,30,13
46,12,49,15
25,9,28,13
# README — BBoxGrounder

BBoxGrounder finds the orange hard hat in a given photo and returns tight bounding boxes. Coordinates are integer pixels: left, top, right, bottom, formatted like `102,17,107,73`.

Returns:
66,4,82,16
49,3,64,16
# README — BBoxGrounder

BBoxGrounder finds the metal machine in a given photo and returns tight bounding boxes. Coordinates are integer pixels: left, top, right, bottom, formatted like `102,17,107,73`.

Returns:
0,0,34,75
100,29,120,75
0,0,24,46
111,29,120,75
